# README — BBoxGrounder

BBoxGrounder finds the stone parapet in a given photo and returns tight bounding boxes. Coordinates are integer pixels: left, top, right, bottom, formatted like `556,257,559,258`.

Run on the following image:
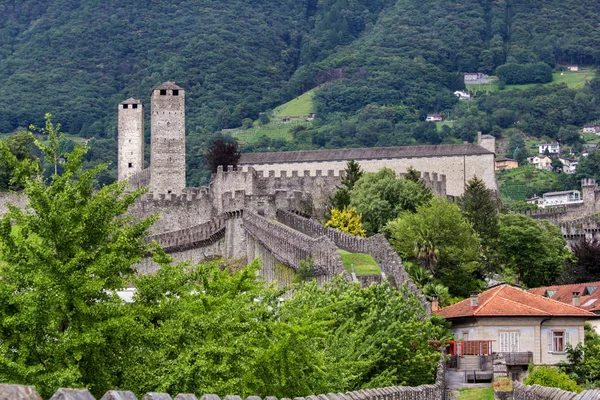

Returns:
127,168,151,191
512,381,600,399
275,210,430,314
0,355,446,400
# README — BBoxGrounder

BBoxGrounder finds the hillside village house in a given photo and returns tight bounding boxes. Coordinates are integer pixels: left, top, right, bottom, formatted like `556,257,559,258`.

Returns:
567,65,579,71
436,284,595,367
539,143,560,155
559,157,578,174
583,124,600,134
528,155,552,170
425,114,443,122
527,190,583,208
530,282,600,333
454,90,471,100
495,158,518,171
464,72,486,81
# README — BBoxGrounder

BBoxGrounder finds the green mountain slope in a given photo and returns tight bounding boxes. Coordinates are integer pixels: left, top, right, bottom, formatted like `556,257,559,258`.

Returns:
1,0,600,185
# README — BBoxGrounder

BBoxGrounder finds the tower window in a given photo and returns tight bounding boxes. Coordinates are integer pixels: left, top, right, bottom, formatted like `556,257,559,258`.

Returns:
160,89,167,95
123,104,129,109
173,90,179,96
128,163,133,168
132,104,138,109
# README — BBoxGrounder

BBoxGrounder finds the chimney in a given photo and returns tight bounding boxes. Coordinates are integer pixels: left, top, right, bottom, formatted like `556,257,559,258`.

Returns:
432,296,439,313
573,292,581,307
470,292,479,310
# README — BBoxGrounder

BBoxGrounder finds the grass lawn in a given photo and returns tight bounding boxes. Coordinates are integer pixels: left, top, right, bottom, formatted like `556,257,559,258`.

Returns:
467,71,595,94
273,89,315,117
456,387,494,400
229,121,313,144
436,121,454,131
339,250,381,275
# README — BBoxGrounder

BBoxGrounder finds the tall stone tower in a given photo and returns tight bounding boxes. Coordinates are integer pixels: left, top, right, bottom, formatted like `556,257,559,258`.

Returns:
150,82,186,194
118,98,144,181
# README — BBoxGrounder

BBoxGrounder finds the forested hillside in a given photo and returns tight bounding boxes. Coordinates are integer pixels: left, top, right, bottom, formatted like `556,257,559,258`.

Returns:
1,0,600,184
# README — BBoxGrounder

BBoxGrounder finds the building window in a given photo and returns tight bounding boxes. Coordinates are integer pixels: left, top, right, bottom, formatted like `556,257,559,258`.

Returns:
123,104,128,109
128,162,133,168
172,89,179,96
499,331,520,353
160,89,167,95
132,104,138,109
548,331,569,353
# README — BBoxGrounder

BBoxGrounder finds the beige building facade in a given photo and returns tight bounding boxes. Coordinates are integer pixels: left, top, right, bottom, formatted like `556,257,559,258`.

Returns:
239,135,496,197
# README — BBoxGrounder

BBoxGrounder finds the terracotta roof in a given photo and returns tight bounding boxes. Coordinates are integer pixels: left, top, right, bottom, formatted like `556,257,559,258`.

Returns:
436,284,596,319
239,144,493,165
119,98,142,105
154,81,183,91
529,281,600,314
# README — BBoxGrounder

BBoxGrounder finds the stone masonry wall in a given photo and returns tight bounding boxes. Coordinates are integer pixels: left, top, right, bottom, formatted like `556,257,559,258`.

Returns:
241,153,494,197
275,210,430,314
127,168,151,191
0,192,28,217
0,356,446,399
513,382,600,399
243,211,347,280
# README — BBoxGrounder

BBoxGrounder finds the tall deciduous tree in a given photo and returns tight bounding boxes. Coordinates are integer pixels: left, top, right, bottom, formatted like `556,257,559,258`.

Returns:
386,197,482,297
350,168,432,235
559,237,600,284
326,207,366,237
0,146,155,396
497,214,569,288
205,138,241,172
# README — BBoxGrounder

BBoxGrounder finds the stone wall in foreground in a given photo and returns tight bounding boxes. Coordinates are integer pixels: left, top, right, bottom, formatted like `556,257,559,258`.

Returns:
513,382,600,399
0,356,446,400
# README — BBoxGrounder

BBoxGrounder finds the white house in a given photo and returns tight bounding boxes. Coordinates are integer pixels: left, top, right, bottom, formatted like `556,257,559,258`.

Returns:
454,90,471,100
583,124,600,134
436,284,595,366
425,114,443,122
567,65,579,72
538,190,583,208
528,155,552,170
559,157,578,174
539,143,560,155
464,72,486,81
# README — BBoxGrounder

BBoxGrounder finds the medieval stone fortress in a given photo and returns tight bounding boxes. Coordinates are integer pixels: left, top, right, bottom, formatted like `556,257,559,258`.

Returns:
115,82,505,314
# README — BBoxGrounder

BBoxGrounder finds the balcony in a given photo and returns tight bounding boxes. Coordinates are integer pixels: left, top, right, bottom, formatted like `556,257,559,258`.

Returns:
503,351,533,365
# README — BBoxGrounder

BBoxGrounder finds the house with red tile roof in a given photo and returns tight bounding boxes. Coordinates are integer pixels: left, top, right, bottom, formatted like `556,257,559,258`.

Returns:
529,281,600,333
435,284,595,366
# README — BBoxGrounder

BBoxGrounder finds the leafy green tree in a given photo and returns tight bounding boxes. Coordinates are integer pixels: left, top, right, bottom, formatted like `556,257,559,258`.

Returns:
386,197,482,297
458,177,500,243
31,113,64,176
350,168,432,235
328,160,364,214
0,130,38,190
205,138,241,172
497,214,569,288
0,146,155,397
559,237,600,284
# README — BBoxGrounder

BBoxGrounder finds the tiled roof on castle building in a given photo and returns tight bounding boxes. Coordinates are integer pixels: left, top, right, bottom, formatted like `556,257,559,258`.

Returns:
529,281,600,314
119,98,142,105
239,143,493,164
154,81,183,90
436,284,596,319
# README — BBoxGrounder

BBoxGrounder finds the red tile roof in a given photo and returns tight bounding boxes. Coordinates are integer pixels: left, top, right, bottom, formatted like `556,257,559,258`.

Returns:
529,281,600,314
436,284,596,319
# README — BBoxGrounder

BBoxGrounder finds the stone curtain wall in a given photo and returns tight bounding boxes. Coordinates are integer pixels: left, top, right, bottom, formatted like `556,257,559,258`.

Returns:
0,356,446,400
243,211,347,280
0,192,28,217
275,211,430,314
513,382,600,399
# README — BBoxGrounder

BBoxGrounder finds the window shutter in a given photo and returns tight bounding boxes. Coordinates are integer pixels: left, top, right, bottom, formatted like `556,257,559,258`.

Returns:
566,331,570,347
548,331,553,353
513,332,520,352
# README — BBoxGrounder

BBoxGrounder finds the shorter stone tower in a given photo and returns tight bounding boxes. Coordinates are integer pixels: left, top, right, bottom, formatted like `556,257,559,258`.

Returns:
118,98,144,181
150,82,186,194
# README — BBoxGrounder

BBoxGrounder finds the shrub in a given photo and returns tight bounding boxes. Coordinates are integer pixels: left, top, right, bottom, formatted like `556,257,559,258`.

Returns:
525,366,583,393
